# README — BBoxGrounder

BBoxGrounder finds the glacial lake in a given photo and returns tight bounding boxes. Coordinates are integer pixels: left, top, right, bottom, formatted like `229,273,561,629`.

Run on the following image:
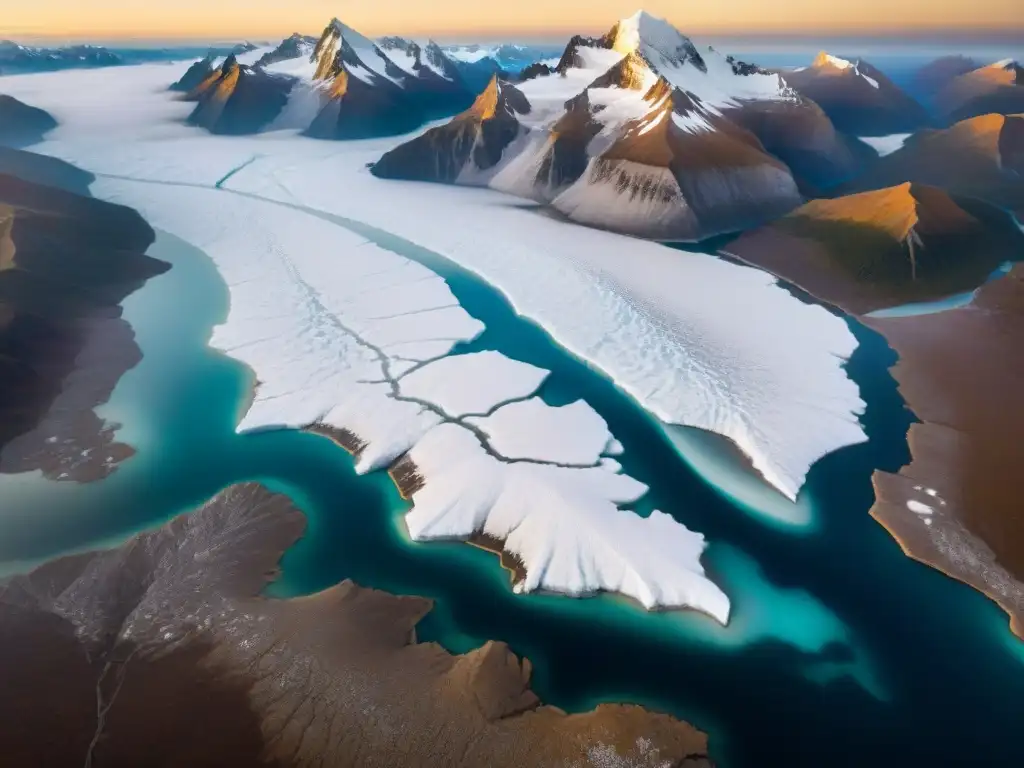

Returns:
2,215,1024,767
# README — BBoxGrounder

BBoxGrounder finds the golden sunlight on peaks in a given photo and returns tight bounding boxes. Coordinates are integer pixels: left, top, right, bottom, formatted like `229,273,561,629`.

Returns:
1,0,1022,40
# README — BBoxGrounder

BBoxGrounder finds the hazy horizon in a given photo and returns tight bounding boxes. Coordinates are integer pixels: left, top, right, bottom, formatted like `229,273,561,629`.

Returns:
2,1,1023,44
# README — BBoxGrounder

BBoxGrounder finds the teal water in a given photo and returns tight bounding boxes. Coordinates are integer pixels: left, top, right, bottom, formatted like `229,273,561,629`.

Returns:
866,262,1015,318
3,211,1024,767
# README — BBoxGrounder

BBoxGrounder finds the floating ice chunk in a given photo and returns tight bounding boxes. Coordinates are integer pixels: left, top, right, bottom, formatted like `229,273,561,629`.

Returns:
467,398,612,465
924,488,938,498
405,423,728,622
604,438,625,456
399,351,549,417
907,500,934,515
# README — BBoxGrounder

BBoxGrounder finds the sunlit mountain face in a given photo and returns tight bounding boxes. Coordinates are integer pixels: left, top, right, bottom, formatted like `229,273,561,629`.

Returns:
1,5,1024,768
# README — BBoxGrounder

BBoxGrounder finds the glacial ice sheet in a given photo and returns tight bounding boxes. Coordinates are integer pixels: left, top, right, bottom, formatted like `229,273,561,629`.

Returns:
7,62,868,510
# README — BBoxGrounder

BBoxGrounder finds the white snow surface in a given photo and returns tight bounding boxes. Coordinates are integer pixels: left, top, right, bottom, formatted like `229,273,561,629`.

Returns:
907,500,934,515
467,398,613,465
399,351,549,418
860,133,911,156
234,45,277,67
4,62,868,507
405,423,730,622
612,11,792,108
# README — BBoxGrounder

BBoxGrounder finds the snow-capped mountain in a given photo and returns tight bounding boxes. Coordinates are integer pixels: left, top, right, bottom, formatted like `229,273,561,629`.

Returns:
305,19,473,139
253,33,318,69
171,20,474,139
783,52,932,136
371,10,857,240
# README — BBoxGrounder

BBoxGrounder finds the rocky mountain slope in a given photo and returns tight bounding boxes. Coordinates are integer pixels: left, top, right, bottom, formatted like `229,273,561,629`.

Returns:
372,76,531,183
305,19,473,139
727,182,1022,314
845,112,1024,216
0,94,57,148
784,52,932,135
185,54,295,135
371,11,851,240
934,59,1024,122
0,152,168,480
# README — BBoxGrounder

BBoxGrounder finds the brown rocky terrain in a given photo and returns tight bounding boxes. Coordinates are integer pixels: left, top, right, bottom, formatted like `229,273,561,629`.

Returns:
727,182,1023,314
726,189,1024,638
0,155,168,480
0,482,713,767
866,266,1024,639
844,113,1024,216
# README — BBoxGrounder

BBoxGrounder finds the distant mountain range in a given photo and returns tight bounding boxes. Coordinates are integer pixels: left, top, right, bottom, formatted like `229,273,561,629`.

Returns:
0,40,260,75
179,19,477,138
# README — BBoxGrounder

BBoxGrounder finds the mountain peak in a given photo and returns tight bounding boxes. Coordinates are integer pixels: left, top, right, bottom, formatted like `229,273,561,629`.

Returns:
813,51,855,70
611,10,690,57
465,75,530,121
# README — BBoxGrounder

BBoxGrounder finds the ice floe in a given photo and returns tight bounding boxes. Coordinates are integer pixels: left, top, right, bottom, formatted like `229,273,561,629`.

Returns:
405,423,730,622
399,351,548,417
467,398,612,465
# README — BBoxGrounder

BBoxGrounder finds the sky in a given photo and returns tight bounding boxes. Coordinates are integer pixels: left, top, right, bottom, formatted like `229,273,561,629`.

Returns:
1,0,1022,43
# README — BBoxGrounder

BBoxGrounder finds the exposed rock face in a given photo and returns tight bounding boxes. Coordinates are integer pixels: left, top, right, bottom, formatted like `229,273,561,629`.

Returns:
0,156,168,481
169,55,216,92
0,482,714,767
935,60,1024,122
846,113,1024,216
0,94,57,148
187,54,294,135
305,20,472,140
783,53,932,136
551,82,802,241
727,182,1023,314
371,76,530,183
865,266,1024,640
253,33,317,69
723,188,1024,639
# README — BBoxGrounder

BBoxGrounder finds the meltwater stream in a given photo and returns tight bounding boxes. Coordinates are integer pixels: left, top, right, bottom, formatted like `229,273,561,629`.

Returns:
2,189,1023,767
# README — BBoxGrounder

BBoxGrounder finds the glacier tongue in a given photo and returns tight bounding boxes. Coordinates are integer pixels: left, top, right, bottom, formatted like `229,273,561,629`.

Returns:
87,168,731,625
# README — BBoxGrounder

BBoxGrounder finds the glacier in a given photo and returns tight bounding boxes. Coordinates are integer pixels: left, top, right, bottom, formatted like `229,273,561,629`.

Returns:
77,162,730,622
2,61,867,508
